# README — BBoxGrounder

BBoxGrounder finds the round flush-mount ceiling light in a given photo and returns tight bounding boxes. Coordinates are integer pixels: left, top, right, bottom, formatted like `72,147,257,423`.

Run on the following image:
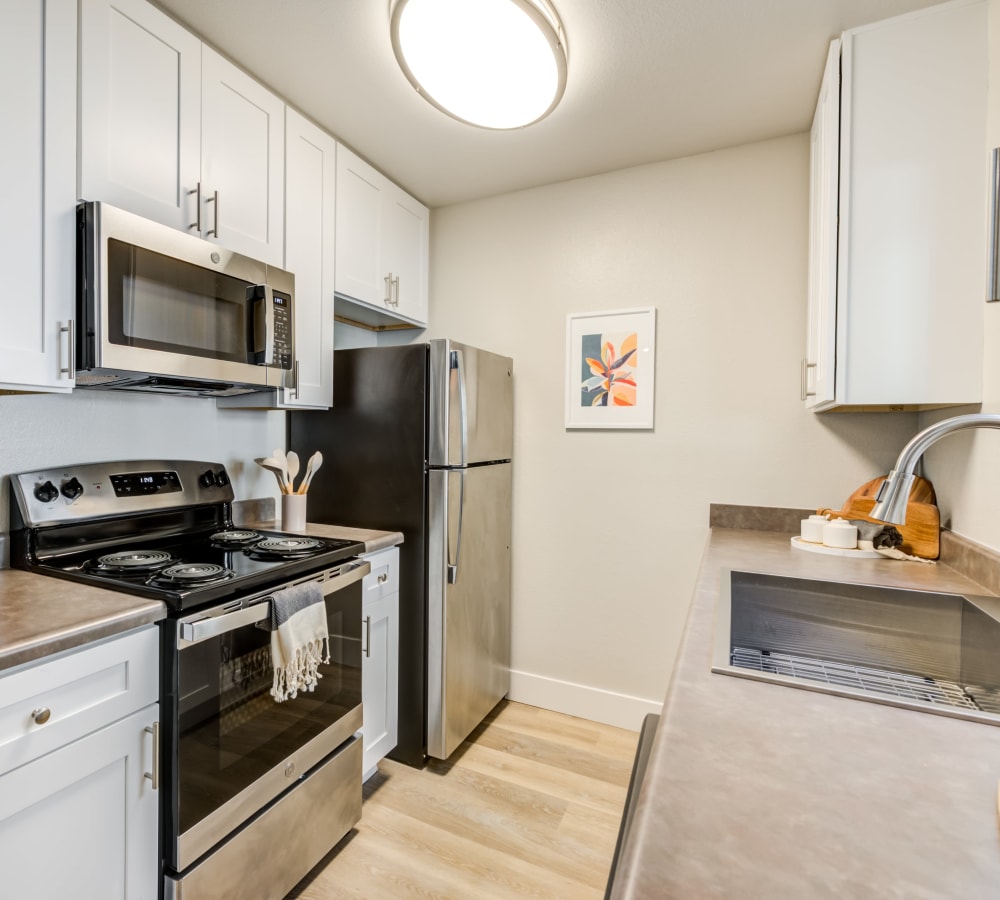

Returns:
390,0,568,130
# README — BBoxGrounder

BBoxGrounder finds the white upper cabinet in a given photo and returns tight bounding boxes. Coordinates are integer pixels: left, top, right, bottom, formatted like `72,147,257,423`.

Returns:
335,146,429,328
79,0,200,231
200,47,285,266
0,0,77,393
281,109,336,408
80,0,285,266
803,39,840,411
804,0,988,410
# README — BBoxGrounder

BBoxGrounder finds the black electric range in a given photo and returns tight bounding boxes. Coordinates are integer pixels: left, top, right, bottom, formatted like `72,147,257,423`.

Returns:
8,459,364,611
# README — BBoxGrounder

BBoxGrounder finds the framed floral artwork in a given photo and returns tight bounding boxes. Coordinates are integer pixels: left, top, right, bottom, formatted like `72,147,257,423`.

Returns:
565,307,656,429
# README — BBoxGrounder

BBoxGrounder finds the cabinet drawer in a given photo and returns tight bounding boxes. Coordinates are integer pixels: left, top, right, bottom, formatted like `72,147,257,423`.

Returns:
362,547,399,605
0,626,158,776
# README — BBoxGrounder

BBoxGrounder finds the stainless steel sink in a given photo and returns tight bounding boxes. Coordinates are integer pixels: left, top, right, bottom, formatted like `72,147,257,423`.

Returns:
712,569,1000,725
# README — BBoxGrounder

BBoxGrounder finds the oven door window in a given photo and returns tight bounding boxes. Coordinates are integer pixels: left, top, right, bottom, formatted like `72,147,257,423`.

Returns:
174,586,362,838
107,238,252,363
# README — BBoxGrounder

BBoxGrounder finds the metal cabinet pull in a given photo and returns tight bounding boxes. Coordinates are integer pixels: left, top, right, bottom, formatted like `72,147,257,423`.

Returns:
59,320,75,379
391,275,400,307
144,722,160,790
800,358,817,401
990,147,1000,302
384,273,393,306
31,707,51,725
188,182,202,231
290,359,300,399
377,572,388,584
363,615,372,658
206,190,219,238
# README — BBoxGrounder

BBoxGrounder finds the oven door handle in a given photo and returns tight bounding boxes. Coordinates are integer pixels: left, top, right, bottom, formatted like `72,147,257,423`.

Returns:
179,602,271,646
177,560,371,647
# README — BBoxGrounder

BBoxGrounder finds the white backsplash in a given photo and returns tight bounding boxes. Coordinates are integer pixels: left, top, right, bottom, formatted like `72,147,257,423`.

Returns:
0,389,286,537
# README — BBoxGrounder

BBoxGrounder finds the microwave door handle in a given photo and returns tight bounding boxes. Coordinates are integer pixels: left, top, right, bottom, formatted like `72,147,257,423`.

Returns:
251,284,276,366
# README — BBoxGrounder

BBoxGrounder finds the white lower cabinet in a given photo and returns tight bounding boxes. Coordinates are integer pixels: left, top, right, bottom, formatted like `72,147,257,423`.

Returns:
361,547,400,781
0,627,159,899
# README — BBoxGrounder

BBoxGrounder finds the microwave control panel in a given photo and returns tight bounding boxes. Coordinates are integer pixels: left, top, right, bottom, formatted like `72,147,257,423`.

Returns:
272,291,293,370
249,285,293,369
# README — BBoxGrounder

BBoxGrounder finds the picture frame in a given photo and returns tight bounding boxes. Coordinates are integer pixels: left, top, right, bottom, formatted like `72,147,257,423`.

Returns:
565,307,656,429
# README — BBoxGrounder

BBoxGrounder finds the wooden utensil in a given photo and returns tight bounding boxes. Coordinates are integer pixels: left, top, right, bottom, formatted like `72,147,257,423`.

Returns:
286,450,300,493
255,457,289,494
271,449,290,492
297,451,322,494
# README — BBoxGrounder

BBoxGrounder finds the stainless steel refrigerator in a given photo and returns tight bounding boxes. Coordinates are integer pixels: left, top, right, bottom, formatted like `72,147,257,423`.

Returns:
288,339,513,763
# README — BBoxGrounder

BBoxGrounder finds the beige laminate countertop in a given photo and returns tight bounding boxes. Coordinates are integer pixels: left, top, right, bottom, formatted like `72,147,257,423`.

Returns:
612,528,1000,899
0,568,165,673
0,523,400,675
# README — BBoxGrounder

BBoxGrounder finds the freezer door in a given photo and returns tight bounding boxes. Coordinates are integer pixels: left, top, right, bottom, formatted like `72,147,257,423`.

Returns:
426,463,512,759
428,339,513,467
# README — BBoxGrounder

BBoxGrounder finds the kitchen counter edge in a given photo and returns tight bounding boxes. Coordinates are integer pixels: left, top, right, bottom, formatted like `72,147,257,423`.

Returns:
0,568,165,674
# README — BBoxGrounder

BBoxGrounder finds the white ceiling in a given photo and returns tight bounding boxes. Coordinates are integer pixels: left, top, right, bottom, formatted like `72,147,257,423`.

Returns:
153,0,945,208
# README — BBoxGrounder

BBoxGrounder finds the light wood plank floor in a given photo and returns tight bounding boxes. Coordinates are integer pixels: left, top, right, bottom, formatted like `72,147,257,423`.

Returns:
288,700,639,899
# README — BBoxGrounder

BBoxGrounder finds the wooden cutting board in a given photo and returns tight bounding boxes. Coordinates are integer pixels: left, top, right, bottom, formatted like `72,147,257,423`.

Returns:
816,475,940,559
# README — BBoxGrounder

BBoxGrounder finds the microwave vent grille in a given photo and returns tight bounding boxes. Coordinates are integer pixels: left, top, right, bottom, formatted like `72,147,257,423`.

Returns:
75,373,123,386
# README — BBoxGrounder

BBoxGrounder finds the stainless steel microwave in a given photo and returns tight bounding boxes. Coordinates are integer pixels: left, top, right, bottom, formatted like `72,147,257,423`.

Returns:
76,201,294,397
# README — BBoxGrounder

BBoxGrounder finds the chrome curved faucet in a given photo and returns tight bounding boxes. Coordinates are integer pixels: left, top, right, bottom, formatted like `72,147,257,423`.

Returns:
871,413,1000,524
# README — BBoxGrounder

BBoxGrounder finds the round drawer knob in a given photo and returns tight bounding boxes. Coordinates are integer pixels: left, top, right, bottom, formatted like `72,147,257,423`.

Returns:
31,707,51,725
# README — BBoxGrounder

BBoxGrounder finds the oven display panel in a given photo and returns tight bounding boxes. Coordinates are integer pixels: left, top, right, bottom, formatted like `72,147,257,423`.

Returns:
110,470,182,497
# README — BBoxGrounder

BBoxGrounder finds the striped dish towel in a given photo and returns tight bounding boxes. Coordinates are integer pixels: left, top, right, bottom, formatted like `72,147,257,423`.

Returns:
268,581,330,702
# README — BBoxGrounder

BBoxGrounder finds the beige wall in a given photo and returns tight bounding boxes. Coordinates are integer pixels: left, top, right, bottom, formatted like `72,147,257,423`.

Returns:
426,134,918,728
920,0,1000,549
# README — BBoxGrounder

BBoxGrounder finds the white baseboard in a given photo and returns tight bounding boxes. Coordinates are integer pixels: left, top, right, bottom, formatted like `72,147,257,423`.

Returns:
508,669,662,732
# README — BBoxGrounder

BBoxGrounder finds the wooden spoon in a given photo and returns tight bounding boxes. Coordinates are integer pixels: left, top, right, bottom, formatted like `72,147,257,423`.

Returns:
255,457,289,494
271,449,290,492
297,451,323,494
286,450,300,493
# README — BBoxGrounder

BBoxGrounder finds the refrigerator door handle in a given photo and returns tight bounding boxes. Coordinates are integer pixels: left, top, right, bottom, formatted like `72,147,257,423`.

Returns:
451,349,469,466
447,469,466,584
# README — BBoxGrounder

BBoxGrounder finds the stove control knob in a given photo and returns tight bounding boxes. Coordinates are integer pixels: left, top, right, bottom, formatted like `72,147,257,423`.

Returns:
199,469,216,489
34,480,59,504
214,470,230,487
60,477,84,502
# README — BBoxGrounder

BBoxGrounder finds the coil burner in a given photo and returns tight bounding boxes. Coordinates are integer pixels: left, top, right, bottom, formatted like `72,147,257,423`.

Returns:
209,529,263,549
149,562,235,587
248,536,326,560
87,549,174,575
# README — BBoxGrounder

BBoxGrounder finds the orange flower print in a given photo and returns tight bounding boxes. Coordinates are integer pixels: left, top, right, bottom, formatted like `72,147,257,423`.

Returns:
581,332,638,407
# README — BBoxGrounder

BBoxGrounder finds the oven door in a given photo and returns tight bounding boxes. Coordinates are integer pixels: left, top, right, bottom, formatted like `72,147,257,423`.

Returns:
79,201,294,387
162,559,367,873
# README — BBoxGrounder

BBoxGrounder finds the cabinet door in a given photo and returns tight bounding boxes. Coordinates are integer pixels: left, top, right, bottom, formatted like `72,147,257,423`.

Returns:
803,39,839,409
79,0,201,231
0,705,159,900
0,0,76,392
362,589,399,780
282,109,336,408
836,1,986,406
335,146,386,308
201,46,285,266
383,185,430,326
